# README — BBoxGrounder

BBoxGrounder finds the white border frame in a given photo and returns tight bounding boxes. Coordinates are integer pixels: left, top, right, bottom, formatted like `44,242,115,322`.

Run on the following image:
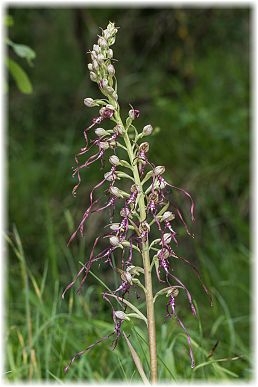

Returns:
1,1,256,386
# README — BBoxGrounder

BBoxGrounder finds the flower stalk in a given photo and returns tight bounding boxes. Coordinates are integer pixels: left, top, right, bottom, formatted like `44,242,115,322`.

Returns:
62,21,210,383
117,117,158,382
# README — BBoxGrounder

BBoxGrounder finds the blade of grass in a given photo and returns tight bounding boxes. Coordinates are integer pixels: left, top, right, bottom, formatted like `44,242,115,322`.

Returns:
123,332,149,384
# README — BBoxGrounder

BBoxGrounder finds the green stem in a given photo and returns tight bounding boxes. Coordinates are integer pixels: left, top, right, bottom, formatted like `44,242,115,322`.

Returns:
115,113,158,383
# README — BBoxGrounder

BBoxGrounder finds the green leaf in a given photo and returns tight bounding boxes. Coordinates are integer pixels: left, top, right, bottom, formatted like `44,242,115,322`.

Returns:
13,44,36,65
4,15,14,27
7,41,36,65
123,333,150,384
6,58,33,94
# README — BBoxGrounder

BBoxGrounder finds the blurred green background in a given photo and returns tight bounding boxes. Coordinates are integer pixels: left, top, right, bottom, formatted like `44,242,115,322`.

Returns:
6,7,250,382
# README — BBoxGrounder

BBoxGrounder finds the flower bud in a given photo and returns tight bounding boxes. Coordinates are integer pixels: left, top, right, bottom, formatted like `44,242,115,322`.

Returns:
92,59,99,71
84,97,96,107
99,105,115,119
97,53,105,62
162,211,175,222
95,127,108,137
107,64,115,76
90,72,98,82
114,311,129,320
109,236,120,246
110,223,120,231
139,221,150,232
157,248,170,259
109,186,123,197
139,142,149,153
99,79,109,89
162,233,172,244
129,108,140,120
127,266,144,275
156,179,166,189
99,141,109,150
103,30,111,40
154,166,165,176
91,51,98,60
142,124,153,136
109,155,120,166
108,36,116,46
167,287,179,297
112,91,118,100
106,86,115,95
107,48,113,59
93,44,101,53
104,170,116,181
87,63,93,71
98,37,108,48
124,271,133,284
107,22,116,33
109,140,116,148
105,104,115,111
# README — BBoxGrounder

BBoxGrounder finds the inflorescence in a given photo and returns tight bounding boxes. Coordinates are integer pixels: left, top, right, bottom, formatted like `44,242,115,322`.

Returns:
62,22,210,373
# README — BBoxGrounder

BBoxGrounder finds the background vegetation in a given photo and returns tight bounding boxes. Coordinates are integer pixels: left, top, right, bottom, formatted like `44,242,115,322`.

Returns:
6,7,250,382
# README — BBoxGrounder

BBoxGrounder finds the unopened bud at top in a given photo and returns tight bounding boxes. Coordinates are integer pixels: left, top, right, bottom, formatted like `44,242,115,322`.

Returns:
109,236,120,246
107,64,115,76
87,63,93,71
97,53,105,62
103,30,111,40
93,44,101,53
109,155,120,166
154,166,165,176
107,22,117,34
98,37,108,48
84,97,97,107
142,124,153,136
129,108,140,120
107,48,113,59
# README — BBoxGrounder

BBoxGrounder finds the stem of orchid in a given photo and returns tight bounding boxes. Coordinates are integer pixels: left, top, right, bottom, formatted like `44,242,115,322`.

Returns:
114,111,158,384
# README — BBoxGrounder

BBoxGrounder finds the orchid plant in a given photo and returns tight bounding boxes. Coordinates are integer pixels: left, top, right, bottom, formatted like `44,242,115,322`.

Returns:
62,22,210,383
